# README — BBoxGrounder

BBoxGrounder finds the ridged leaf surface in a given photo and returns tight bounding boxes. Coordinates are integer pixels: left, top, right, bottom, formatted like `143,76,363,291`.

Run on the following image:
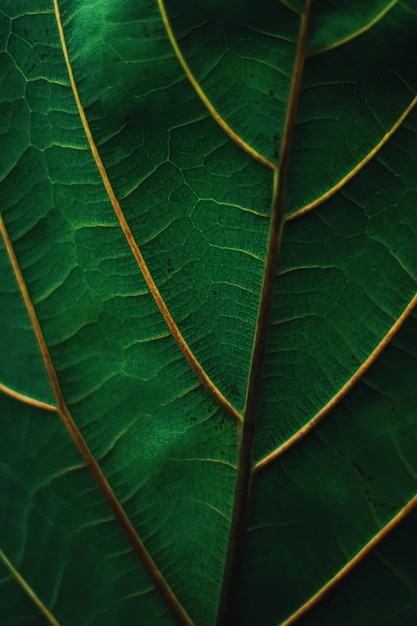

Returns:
1,1,417,625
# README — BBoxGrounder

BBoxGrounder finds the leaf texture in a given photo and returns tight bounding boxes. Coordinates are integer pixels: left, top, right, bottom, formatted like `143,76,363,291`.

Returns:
1,1,417,625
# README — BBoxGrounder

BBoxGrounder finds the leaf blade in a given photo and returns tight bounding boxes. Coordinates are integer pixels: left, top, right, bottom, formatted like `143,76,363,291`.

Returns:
2,1,417,625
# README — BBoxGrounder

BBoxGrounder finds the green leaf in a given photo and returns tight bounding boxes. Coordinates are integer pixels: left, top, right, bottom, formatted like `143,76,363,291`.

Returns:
1,1,417,625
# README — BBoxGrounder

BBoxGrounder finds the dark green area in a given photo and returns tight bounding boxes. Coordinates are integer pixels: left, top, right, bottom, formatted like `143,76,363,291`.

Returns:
1,1,416,625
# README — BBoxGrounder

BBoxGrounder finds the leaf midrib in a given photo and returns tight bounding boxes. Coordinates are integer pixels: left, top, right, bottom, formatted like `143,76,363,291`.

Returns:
215,3,313,623
4,3,416,625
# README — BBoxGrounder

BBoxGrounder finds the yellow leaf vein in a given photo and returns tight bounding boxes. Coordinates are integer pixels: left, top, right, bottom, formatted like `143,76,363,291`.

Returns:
255,292,417,472
287,93,417,221
280,493,417,625
157,0,275,171
0,549,60,626
53,0,240,423
0,211,194,626
0,381,57,412
309,0,399,57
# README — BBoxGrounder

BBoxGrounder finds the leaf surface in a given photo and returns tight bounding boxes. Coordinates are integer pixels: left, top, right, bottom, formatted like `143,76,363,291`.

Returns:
1,1,417,625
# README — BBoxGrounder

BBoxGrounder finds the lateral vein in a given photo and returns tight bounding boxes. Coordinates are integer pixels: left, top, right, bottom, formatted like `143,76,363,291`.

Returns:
280,493,417,625
0,381,57,412
0,212,194,626
157,0,275,171
287,93,417,220
255,292,417,472
0,549,60,626
309,0,398,57
53,0,240,423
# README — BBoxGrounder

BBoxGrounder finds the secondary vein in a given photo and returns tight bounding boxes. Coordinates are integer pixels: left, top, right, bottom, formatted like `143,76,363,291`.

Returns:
0,549,60,626
0,381,57,412
255,292,417,472
52,0,240,423
280,493,417,625
1,198,193,626
288,93,417,220
157,0,275,171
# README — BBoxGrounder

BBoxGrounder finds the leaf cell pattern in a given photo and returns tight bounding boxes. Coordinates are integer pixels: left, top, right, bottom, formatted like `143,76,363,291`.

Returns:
1,1,417,625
